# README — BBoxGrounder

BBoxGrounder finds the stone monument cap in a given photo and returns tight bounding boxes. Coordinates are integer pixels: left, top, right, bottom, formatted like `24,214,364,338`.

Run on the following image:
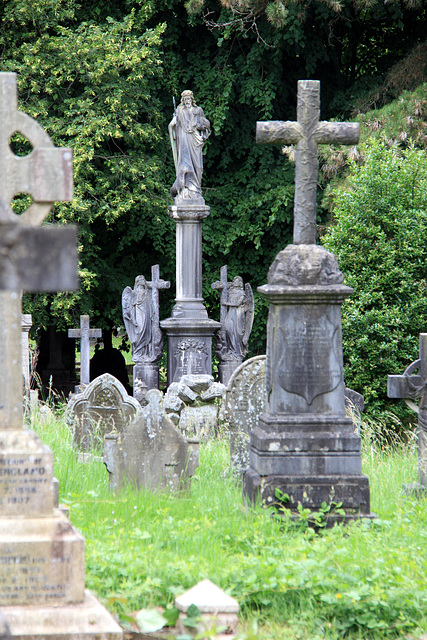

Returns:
175,579,239,614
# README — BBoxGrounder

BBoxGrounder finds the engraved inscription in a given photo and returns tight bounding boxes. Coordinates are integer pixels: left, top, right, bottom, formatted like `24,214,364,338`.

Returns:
174,339,209,378
278,314,341,404
0,455,50,508
0,552,72,603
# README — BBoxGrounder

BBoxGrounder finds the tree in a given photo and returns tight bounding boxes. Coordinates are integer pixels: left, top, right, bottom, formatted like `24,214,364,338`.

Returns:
322,139,427,424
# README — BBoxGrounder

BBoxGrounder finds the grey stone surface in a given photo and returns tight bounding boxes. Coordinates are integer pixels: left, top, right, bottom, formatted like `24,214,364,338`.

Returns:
68,315,102,387
66,373,142,452
164,375,225,439
169,90,210,204
224,356,266,475
0,72,121,638
212,265,255,385
123,265,169,391
388,333,427,488
257,80,359,245
244,82,372,523
103,389,199,492
21,314,32,392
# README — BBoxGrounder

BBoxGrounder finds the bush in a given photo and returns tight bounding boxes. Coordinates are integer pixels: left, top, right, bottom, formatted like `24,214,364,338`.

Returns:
322,139,427,427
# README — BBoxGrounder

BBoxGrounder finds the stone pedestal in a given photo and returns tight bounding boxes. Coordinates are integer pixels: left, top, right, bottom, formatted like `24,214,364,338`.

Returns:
161,203,220,385
243,245,374,524
133,362,159,391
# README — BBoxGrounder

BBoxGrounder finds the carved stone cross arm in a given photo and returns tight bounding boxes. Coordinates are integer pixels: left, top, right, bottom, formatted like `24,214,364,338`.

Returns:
256,80,359,245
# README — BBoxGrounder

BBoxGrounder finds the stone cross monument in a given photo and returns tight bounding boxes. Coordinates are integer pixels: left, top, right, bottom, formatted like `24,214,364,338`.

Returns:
68,314,102,388
0,73,122,638
243,80,374,524
388,333,427,494
161,90,220,385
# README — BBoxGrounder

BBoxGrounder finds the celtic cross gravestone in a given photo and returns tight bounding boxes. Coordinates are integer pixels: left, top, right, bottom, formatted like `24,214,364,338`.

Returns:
0,72,121,638
244,80,374,524
388,333,427,493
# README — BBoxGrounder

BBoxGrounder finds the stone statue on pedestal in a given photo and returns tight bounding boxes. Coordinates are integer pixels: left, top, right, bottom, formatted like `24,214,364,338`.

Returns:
122,266,170,391
169,90,210,203
212,266,254,385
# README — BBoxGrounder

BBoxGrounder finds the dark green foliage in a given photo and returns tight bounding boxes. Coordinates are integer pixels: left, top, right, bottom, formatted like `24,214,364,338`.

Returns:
322,139,427,424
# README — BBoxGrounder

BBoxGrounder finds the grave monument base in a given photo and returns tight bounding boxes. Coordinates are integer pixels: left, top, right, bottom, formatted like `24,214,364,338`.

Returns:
133,362,159,391
1,591,122,639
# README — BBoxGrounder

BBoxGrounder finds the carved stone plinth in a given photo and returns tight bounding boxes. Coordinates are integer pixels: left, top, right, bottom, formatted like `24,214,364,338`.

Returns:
161,203,220,385
134,362,159,391
243,245,374,524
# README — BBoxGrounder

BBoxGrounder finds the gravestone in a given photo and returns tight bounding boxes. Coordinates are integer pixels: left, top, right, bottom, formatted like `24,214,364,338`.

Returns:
388,333,427,494
224,356,266,475
66,373,142,452
21,313,32,390
104,389,199,492
161,91,220,385
212,265,255,385
122,265,170,391
225,355,364,475
68,315,102,389
0,72,121,638
243,80,374,524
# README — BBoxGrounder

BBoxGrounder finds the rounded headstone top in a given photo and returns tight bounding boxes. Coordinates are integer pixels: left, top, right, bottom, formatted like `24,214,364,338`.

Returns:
175,579,239,614
267,244,344,286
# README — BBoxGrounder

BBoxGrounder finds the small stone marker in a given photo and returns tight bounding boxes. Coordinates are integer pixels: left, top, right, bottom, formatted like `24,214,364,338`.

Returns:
243,80,374,524
68,315,102,388
66,373,142,451
388,333,427,493
175,579,239,639
0,72,121,638
104,389,199,492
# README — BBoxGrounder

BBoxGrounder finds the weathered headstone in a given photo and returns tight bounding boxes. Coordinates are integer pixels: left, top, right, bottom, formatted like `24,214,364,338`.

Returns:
212,265,255,385
68,315,102,389
122,264,170,390
0,72,121,638
243,80,374,524
161,90,220,385
225,355,364,475
66,373,142,452
104,389,199,492
224,356,266,475
388,333,427,494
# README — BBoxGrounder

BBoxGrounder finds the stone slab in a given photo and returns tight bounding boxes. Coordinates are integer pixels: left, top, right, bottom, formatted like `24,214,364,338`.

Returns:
178,404,218,439
0,429,54,516
0,590,122,639
0,509,85,606
243,467,373,513
175,579,239,613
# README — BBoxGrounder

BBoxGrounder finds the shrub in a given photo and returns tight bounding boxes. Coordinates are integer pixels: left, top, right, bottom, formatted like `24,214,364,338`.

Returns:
322,139,427,428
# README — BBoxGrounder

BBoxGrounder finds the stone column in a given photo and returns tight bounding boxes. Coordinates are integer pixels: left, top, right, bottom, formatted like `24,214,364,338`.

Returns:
243,245,373,524
21,313,32,390
161,204,220,385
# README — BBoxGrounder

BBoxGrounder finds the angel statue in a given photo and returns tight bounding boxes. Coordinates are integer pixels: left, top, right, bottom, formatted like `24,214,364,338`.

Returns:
122,268,169,365
212,267,255,384
168,90,210,203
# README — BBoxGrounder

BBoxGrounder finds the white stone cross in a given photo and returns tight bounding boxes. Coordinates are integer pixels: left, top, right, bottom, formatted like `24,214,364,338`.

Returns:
0,72,76,431
68,315,102,387
388,333,427,490
256,80,360,245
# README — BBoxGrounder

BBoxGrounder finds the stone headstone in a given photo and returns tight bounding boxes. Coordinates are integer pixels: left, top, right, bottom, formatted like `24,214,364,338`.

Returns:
104,389,199,492
243,80,374,524
68,315,102,389
0,72,121,638
66,373,142,452
224,354,364,475
224,356,266,475
388,333,427,494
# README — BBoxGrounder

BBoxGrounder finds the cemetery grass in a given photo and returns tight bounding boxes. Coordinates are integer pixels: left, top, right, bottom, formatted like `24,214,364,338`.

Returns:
31,409,427,640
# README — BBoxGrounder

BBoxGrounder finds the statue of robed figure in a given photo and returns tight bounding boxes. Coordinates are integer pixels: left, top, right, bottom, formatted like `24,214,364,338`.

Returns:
169,90,210,203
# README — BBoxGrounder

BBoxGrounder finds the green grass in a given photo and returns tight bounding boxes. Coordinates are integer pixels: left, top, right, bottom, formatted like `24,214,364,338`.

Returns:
29,407,427,640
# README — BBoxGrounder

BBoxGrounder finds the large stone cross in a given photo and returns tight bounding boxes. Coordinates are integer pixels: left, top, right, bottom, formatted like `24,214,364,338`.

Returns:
388,333,427,491
0,72,77,430
150,264,170,334
68,315,102,387
256,80,360,244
